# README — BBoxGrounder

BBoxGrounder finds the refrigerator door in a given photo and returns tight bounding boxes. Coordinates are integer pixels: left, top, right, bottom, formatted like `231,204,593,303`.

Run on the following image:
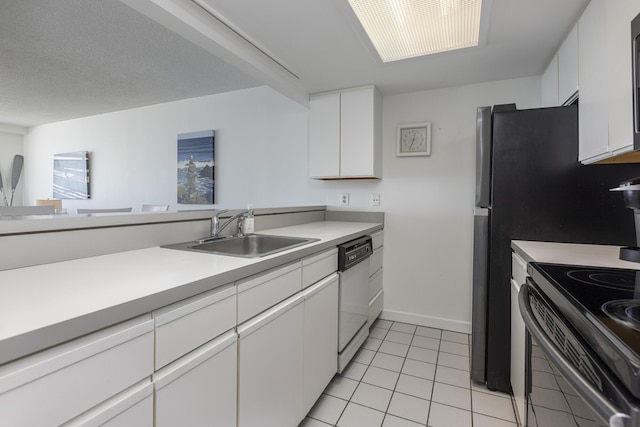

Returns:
471,207,489,383
475,107,492,208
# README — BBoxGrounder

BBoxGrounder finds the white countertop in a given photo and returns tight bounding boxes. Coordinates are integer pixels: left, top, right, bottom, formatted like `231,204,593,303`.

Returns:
512,240,640,270
0,220,382,365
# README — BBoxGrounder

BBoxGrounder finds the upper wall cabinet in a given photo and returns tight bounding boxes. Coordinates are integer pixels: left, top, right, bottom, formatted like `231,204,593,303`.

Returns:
558,25,579,105
309,86,382,179
578,0,640,164
540,24,578,107
541,55,559,107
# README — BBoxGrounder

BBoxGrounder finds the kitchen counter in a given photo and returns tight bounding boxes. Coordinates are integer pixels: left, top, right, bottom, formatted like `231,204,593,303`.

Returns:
512,240,640,270
0,220,382,365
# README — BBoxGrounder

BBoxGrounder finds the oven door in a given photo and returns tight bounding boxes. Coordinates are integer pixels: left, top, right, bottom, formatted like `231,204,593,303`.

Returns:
519,280,636,427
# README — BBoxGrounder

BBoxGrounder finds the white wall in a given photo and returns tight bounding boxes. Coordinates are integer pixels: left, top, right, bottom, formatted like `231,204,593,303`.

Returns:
0,130,24,206
379,77,541,332
23,86,327,212
22,78,541,332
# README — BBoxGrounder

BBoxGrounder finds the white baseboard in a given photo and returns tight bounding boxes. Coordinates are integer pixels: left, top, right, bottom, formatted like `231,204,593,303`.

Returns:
379,309,471,334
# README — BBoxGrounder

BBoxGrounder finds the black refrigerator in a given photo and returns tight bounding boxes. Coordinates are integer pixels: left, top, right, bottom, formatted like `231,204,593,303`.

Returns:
471,103,640,392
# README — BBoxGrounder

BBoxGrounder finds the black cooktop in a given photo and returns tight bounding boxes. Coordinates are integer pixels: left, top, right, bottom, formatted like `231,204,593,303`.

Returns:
529,262,640,398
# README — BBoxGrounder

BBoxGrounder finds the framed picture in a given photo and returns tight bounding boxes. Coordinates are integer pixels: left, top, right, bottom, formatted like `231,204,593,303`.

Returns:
53,151,90,199
177,130,215,204
396,122,431,157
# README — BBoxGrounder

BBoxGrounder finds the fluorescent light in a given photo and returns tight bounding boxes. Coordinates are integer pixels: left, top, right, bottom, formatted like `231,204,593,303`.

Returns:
348,0,483,62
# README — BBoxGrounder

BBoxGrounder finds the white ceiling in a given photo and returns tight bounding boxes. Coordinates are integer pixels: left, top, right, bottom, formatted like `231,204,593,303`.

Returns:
1,0,588,128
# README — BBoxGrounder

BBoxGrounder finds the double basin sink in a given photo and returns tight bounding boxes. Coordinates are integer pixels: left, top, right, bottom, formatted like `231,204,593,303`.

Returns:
164,234,319,258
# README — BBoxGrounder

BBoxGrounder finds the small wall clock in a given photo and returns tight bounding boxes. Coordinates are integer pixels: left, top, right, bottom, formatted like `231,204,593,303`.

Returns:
397,122,431,157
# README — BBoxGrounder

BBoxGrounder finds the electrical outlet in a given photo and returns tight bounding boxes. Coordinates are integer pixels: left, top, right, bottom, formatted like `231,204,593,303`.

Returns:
371,193,380,206
340,193,350,207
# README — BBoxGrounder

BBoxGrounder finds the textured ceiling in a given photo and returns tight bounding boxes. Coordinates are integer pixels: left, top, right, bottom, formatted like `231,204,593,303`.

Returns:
1,0,588,128
0,0,262,127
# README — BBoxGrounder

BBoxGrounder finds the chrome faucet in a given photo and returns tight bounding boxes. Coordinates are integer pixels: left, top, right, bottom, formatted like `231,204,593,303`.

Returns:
211,209,250,238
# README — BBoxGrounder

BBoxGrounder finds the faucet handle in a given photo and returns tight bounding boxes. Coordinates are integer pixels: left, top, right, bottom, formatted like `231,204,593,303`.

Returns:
212,209,229,218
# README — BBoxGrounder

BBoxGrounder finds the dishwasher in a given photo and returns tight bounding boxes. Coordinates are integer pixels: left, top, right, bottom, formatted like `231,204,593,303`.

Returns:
337,235,372,373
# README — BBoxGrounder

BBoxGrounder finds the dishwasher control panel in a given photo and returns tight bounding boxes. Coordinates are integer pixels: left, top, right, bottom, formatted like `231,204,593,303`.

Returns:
338,236,372,271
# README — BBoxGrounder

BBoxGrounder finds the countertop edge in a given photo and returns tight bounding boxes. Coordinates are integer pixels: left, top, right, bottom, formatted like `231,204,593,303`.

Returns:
511,240,640,270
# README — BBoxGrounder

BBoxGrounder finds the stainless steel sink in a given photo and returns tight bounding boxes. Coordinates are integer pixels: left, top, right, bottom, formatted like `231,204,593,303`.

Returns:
168,234,319,258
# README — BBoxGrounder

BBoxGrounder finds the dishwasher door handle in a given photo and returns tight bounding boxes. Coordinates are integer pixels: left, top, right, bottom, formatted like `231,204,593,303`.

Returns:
518,282,631,427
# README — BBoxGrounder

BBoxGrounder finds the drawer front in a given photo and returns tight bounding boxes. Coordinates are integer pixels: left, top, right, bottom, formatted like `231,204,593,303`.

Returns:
302,248,338,289
238,262,302,324
370,230,384,250
154,331,237,427
511,252,528,285
369,247,383,277
0,316,154,427
369,268,383,300
368,289,384,326
154,284,236,369
64,380,153,427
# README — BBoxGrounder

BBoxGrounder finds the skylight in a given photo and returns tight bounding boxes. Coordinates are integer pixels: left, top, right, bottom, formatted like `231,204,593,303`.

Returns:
348,0,483,62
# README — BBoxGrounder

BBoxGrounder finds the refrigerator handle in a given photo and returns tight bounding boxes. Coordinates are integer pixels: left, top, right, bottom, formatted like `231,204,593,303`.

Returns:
475,106,492,207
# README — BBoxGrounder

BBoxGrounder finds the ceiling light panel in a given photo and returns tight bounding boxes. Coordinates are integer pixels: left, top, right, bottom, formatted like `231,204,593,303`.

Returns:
348,0,483,62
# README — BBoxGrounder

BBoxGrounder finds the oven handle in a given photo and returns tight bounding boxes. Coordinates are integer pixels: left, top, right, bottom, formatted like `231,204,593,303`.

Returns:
518,282,631,427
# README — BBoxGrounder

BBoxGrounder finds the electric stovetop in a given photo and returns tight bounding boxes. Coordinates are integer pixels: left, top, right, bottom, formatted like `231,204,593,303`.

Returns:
529,262,640,398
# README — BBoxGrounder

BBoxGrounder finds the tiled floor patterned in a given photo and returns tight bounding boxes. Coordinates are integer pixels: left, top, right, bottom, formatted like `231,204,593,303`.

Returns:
300,319,519,427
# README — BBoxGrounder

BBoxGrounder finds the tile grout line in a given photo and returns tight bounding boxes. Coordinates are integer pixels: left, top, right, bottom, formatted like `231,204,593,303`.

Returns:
309,321,517,427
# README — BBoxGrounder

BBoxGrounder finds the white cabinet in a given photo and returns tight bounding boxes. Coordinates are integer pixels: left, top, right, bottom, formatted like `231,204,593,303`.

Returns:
541,55,559,107
303,274,339,414
238,294,305,427
154,331,237,427
237,257,341,426
309,86,382,179
237,261,302,324
302,247,338,289
153,283,236,369
309,93,340,178
540,24,578,107
0,316,154,427
578,0,640,163
558,24,579,104
64,380,153,427
368,230,384,325
510,252,528,426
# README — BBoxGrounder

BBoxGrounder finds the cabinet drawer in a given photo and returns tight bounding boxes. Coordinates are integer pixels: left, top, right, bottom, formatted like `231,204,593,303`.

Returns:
154,331,237,427
511,252,528,286
302,248,337,289
369,247,383,277
153,284,236,369
64,380,153,427
370,230,384,250
368,289,384,326
369,268,383,300
237,262,302,324
0,316,154,427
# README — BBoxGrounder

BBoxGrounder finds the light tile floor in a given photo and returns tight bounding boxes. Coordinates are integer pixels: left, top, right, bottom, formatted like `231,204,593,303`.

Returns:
301,319,519,427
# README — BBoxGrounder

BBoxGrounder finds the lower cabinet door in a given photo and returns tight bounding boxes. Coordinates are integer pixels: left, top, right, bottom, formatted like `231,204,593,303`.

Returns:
303,274,339,415
238,294,304,427
64,380,153,427
154,330,237,427
0,316,154,427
